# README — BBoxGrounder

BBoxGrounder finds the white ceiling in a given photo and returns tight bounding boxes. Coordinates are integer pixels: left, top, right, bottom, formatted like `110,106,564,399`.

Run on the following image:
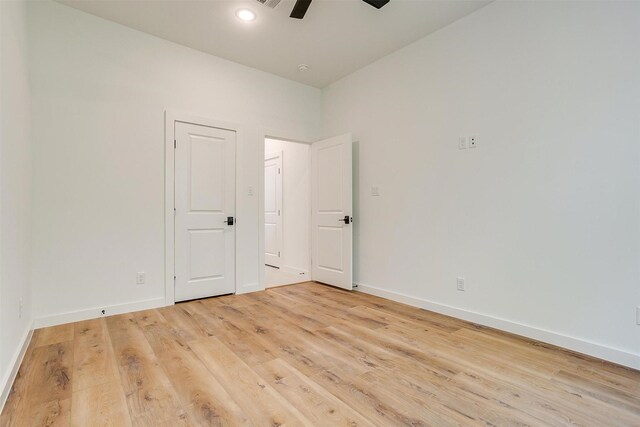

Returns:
57,0,492,88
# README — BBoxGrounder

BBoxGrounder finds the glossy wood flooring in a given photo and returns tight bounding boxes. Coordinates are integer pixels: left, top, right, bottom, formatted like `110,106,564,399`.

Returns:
2,282,639,426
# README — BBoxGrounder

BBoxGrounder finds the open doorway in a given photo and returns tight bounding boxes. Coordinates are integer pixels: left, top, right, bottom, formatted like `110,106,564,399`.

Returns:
263,137,311,287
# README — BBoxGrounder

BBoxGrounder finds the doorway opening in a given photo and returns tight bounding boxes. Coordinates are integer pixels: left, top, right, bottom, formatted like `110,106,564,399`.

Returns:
263,137,311,288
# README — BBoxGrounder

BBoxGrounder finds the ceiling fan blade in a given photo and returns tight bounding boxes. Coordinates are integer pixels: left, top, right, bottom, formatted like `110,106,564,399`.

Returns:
290,0,312,19
362,0,390,9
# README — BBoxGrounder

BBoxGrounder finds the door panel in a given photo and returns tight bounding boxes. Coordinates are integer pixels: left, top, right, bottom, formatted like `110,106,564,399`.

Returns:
317,226,344,272
311,134,352,290
189,137,224,211
317,144,343,212
188,230,225,280
264,152,283,268
175,122,235,302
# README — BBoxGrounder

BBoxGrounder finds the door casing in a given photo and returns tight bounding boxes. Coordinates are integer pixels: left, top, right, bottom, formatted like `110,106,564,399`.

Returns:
259,131,353,291
258,131,315,290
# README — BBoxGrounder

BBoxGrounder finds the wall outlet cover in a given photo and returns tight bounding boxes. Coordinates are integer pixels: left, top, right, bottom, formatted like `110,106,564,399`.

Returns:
136,272,145,285
469,135,478,148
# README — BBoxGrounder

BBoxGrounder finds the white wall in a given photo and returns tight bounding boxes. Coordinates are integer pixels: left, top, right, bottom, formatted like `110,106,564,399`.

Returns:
265,138,310,277
0,0,33,405
323,1,640,368
28,1,321,325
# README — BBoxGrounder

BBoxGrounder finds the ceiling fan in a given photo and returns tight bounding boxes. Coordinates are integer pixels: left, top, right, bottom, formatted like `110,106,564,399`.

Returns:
256,0,390,20
290,0,390,19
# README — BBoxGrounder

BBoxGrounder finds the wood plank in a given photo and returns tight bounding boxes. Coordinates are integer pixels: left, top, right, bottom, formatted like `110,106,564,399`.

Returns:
71,380,131,427
452,369,604,426
270,284,358,311
24,342,73,404
243,291,328,331
184,299,278,365
234,303,369,378
72,319,120,392
105,313,185,425
0,342,38,427
310,368,429,426
241,303,371,376
356,369,481,426
254,358,374,427
156,305,209,343
33,324,74,347
137,311,250,426
190,337,311,426
324,321,460,378
3,398,71,427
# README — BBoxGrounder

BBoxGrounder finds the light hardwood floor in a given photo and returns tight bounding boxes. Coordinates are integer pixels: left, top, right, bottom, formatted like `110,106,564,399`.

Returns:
1,282,639,426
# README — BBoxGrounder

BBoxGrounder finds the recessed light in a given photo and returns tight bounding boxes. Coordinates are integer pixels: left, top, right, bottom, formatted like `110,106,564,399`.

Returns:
236,9,256,22
298,64,310,72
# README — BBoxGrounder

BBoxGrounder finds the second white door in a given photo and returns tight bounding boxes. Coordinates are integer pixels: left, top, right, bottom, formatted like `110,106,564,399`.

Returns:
175,122,236,302
264,152,283,268
311,134,353,290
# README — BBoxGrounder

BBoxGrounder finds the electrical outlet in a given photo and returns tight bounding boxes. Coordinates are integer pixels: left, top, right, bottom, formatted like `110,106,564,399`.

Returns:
456,277,465,291
19,297,23,319
469,135,478,148
248,185,254,196
136,272,145,285
458,136,468,150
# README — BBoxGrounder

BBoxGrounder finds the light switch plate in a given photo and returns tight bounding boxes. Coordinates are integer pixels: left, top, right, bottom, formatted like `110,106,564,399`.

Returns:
371,186,380,196
458,136,468,150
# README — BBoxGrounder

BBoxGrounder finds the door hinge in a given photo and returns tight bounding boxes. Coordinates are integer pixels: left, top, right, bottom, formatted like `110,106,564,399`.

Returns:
278,168,281,174
174,139,176,149
174,275,176,281
278,209,280,216
278,251,281,257
174,207,176,217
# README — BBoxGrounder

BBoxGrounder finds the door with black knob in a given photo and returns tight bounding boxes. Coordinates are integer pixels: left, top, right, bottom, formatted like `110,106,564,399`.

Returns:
311,134,353,290
174,122,236,301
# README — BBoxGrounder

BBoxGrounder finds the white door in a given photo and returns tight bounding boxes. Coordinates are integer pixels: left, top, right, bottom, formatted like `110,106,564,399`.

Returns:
264,152,283,268
311,134,353,290
175,122,236,302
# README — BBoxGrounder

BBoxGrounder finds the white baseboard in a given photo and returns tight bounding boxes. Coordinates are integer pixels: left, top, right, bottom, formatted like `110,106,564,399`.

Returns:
281,266,309,279
236,282,263,295
33,297,166,329
356,283,640,371
1,323,33,413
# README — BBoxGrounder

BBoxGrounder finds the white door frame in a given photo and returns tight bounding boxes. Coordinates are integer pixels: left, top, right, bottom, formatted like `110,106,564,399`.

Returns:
258,128,316,291
165,110,243,306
